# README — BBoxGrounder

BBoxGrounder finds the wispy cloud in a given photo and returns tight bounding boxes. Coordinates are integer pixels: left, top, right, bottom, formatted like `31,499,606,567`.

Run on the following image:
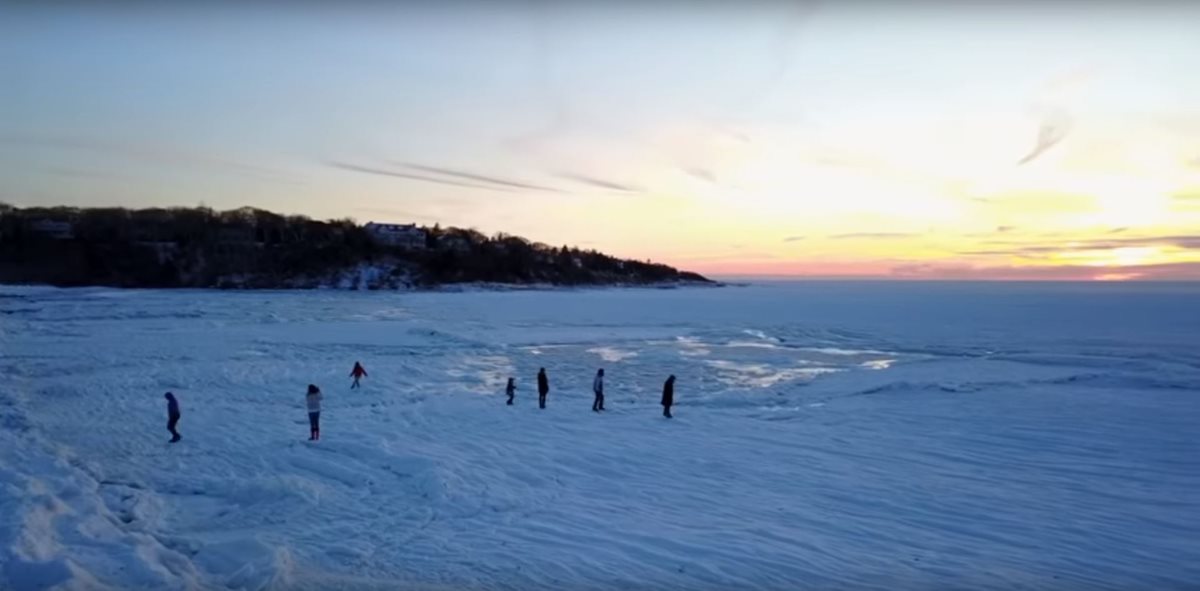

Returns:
1064,235,1200,250
782,236,806,242
889,262,946,277
957,246,1057,257
683,167,718,184
1017,107,1071,165
964,226,1020,238
2,134,302,184
553,172,641,193
829,232,920,239
398,162,560,192
679,251,782,263
41,167,129,181
891,260,1200,281
807,149,883,170
960,234,1200,257
720,1,820,117
502,2,571,153
327,161,509,192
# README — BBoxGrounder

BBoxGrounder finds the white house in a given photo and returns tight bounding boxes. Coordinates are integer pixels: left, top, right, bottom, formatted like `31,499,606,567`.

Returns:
364,222,426,249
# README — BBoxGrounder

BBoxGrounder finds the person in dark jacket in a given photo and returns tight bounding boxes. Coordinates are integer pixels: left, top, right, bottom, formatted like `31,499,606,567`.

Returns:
164,392,181,442
349,362,368,389
537,368,549,409
661,375,675,418
505,377,516,406
592,368,605,412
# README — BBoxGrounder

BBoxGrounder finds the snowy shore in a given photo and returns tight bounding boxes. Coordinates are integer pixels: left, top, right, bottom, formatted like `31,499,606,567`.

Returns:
2,283,1198,589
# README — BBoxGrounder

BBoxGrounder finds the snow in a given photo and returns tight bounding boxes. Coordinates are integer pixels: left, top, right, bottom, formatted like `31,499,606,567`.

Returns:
2,281,1199,590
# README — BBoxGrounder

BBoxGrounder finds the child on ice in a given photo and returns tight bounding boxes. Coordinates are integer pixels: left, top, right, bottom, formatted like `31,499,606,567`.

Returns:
350,362,368,389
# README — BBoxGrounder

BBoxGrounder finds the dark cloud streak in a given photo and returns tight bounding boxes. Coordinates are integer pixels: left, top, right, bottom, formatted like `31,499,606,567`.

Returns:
554,172,640,193
327,161,509,192
399,162,560,192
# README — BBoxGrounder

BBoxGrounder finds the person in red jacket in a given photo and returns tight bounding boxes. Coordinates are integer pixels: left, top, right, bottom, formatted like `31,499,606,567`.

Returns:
350,361,368,389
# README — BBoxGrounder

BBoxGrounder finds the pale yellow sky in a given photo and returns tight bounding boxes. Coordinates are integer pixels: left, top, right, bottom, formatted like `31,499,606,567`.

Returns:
3,2,1199,279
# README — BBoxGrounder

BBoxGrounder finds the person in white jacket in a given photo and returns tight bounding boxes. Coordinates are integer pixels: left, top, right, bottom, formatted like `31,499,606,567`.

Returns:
592,368,605,412
306,384,323,441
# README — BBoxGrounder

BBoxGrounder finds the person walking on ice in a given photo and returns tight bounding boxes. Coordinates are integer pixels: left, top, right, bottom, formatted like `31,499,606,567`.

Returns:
661,375,675,418
306,384,323,441
592,368,605,412
349,361,368,389
505,377,516,406
164,392,181,443
537,368,550,409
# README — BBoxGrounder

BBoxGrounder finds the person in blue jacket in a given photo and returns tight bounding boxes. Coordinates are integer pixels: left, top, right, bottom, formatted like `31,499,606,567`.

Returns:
592,368,605,412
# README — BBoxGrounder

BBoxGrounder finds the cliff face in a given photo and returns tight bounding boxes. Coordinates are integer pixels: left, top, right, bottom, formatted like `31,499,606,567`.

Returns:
0,205,711,289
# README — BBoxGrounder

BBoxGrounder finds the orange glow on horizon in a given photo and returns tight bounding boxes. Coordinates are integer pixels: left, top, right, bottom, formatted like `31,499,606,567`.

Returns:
1093,272,1143,281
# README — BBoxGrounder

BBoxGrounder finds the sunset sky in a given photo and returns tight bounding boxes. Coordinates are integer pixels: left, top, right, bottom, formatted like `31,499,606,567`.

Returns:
3,2,1199,279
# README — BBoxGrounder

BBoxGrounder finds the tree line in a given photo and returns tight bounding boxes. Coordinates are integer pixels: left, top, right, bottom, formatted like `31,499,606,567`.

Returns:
0,204,711,289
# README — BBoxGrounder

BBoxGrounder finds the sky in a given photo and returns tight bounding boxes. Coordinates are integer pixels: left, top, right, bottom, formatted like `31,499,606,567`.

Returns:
2,1,1199,280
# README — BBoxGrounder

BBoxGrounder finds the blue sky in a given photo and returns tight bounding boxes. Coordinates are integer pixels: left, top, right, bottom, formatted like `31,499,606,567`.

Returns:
3,2,1199,278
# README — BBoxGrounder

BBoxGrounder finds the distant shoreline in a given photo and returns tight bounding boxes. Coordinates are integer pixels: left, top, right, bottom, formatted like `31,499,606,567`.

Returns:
0,278,726,293
0,204,712,289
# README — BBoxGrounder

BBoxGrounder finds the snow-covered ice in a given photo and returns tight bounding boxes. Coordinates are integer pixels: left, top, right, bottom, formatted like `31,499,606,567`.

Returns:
2,282,1198,590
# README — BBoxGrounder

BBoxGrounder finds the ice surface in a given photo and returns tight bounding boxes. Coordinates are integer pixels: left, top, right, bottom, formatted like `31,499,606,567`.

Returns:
1,282,1199,589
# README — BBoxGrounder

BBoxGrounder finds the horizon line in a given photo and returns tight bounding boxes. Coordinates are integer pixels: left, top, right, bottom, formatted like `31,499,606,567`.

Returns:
708,275,1200,283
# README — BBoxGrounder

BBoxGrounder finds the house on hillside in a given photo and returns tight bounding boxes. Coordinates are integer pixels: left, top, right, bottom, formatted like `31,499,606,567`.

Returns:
436,234,471,253
365,222,426,249
30,219,74,240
